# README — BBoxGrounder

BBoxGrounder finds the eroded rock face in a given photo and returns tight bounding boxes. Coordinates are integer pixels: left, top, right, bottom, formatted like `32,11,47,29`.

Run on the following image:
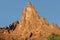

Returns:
9,20,19,30
0,21,19,40
0,2,60,40
12,2,60,40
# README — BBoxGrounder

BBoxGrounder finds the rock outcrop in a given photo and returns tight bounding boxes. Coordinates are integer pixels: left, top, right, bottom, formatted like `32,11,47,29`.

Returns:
0,2,60,40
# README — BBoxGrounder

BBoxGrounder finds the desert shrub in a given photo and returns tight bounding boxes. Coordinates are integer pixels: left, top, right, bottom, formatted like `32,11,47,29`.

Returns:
11,37,17,40
48,33,60,40
40,33,60,40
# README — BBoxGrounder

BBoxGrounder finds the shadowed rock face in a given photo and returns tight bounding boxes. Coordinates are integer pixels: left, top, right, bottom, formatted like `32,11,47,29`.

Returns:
9,20,19,30
0,2,60,40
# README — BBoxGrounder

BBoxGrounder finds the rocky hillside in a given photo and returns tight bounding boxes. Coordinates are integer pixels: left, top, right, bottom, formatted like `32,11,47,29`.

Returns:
0,2,60,40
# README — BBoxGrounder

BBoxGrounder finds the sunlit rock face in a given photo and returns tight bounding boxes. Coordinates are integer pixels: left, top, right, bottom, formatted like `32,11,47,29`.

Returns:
0,2,60,40
20,2,39,22
12,2,60,40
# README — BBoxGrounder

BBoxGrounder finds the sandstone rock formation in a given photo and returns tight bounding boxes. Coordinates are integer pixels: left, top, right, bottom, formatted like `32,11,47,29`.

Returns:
0,2,60,40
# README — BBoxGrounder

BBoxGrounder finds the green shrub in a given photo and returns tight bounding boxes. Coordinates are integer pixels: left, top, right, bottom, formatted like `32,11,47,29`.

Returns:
48,33,60,40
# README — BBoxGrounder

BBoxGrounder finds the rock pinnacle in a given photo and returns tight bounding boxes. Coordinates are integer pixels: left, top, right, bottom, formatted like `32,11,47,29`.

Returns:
20,2,39,22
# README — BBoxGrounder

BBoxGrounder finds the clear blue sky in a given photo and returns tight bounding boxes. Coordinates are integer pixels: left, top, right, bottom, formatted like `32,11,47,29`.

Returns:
0,0,60,27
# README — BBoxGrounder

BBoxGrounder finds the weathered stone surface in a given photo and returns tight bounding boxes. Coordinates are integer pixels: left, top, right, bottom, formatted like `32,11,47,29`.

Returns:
0,2,60,40
9,20,19,30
